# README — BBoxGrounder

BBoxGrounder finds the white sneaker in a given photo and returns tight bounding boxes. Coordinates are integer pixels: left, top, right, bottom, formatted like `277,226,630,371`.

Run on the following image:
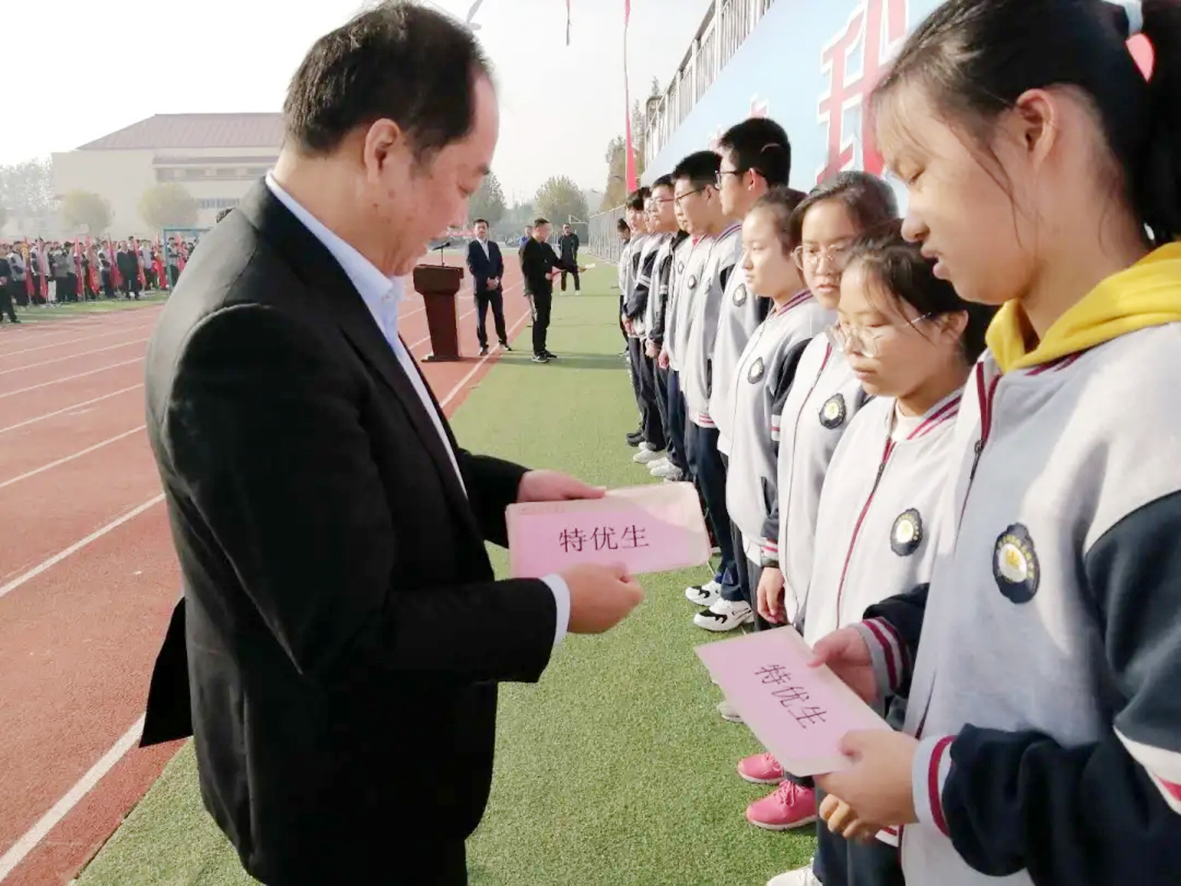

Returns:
633,447,665,465
646,456,669,470
767,865,820,886
685,579,721,606
717,699,743,722
694,597,754,632
650,461,679,477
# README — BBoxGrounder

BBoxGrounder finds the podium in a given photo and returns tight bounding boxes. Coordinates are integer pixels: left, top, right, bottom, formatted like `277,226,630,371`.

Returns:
412,264,464,362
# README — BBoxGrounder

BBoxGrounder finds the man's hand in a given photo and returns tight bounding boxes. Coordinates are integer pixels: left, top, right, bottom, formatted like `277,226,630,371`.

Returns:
518,470,606,503
623,318,635,336
756,567,787,624
809,626,878,704
814,731,919,829
645,341,659,359
487,277,499,288
658,347,671,370
561,562,644,633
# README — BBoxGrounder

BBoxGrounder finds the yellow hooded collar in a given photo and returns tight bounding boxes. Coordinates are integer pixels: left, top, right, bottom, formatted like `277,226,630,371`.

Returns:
986,242,1181,373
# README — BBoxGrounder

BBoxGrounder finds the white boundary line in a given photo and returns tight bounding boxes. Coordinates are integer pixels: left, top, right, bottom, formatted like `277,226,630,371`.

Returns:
0,426,146,490
0,321,159,360
0,385,144,437
0,716,145,882
0,494,165,602
439,303,533,408
0,338,150,377
408,283,523,354
0,358,143,400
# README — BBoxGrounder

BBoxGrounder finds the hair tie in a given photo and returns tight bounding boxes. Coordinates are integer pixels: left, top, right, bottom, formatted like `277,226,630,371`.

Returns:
1109,0,1143,37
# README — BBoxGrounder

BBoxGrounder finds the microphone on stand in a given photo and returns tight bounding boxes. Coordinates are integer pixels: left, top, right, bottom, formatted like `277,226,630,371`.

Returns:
430,239,453,266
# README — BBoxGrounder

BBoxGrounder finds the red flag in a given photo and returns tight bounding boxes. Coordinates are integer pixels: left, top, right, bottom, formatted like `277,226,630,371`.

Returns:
109,239,124,289
87,238,100,294
623,0,637,192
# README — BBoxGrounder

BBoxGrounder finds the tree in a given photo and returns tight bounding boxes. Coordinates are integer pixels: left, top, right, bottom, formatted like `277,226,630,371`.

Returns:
138,183,198,230
59,190,112,234
602,136,628,210
0,205,7,232
534,176,588,229
468,171,506,226
0,159,54,216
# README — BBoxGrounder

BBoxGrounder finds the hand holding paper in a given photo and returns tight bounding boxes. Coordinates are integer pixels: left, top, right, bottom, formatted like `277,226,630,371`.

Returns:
696,628,890,776
507,482,712,578
813,730,919,829
562,562,644,633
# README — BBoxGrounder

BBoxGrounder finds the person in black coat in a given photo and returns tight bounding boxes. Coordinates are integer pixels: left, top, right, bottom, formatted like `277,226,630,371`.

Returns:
137,7,643,885
519,218,578,363
465,218,509,354
558,223,580,292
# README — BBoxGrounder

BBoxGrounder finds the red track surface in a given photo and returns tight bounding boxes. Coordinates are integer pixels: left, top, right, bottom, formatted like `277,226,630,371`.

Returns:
0,257,532,885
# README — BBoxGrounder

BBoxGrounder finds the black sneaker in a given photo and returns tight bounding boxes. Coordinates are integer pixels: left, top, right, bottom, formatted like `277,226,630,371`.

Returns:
531,354,550,364
543,350,559,360
479,346,490,357
499,342,512,351
626,430,644,447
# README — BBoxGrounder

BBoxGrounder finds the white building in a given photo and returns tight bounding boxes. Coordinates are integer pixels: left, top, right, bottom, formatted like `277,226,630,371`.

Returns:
52,112,284,237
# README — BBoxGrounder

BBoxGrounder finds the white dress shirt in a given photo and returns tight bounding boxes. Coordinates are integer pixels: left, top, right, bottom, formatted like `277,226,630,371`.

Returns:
265,174,570,645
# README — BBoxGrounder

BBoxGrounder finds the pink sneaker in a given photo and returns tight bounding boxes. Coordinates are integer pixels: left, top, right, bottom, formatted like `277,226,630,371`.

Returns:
737,752,785,784
745,781,818,831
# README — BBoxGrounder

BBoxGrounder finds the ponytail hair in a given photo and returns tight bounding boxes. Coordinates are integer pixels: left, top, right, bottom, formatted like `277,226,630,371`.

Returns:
847,222,996,364
872,0,1181,245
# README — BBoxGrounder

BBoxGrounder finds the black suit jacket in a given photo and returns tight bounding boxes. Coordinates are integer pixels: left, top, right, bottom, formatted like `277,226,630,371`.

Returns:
465,239,503,293
140,182,556,884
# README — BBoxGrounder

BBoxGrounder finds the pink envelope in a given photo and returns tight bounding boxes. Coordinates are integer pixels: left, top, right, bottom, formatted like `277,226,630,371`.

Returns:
696,627,890,776
507,482,712,578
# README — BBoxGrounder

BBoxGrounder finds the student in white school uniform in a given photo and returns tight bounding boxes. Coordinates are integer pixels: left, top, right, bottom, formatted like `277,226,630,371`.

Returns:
765,227,994,886
627,189,672,465
737,171,898,833
721,188,830,630
808,3,1181,886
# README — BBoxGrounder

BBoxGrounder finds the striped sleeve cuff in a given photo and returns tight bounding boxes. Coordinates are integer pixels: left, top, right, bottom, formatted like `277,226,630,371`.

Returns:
770,413,782,442
760,539,779,566
1116,728,1181,815
852,617,910,699
913,734,955,837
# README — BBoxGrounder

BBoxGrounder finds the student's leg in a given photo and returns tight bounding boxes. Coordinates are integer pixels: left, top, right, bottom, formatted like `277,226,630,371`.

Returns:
535,290,553,354
654,363,672,453
666,370,690,475
689,426,739,599
572,267,580,292
638,354,665,450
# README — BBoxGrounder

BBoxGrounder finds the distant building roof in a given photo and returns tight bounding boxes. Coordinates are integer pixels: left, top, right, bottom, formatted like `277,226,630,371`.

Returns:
77,113,285,151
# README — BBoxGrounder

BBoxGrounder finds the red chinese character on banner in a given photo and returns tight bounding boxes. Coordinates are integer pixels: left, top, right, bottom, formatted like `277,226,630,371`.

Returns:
816,0,909,182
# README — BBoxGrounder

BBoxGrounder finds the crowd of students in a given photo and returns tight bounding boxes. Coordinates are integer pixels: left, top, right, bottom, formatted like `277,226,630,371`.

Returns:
612,1,1181,884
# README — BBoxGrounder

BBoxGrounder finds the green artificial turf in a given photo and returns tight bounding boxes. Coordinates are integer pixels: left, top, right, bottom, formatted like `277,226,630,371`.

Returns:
75,265,815,886
11,294,169,322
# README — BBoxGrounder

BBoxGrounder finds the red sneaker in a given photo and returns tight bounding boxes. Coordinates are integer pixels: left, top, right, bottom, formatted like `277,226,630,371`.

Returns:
737,752,785,784
745,781,818,831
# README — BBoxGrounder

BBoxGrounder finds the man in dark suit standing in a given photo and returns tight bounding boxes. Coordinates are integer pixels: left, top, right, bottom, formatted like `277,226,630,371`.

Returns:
465,218,509,355
519,218,577,364
558,223,580,292
138,5,643,885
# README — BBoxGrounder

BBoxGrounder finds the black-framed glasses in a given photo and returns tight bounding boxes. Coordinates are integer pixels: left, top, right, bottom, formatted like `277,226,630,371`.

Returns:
674,188,707,206
716,167,749,187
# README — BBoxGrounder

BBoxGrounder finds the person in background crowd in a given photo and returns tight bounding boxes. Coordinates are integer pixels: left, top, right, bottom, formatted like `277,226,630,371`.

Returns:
519,224,533,249
0,247,16,323
559,223,580,292
54,242,71,303
4,244,26,315
466,217,510,356
624,189,668,466
620,189,651,440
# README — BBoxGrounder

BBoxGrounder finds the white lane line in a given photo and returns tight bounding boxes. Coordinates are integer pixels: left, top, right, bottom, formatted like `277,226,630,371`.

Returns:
0,322,158,359
0,494,165,602
0,385,143,437
0,337,150,377
0,716,145,882
439,305,532,409
0,426,146,490
0,358,142,400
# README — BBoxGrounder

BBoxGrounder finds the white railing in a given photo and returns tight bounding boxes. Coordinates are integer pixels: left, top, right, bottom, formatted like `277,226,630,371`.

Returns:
642,0,777,171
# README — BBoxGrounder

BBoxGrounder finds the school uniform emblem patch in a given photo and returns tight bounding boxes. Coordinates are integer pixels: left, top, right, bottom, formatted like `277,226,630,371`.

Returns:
993,524,1040,603
890,509,923,556
733,284,748,306
687,274,699,289
677,261,685,274
747,357,765,383
819,394,847,429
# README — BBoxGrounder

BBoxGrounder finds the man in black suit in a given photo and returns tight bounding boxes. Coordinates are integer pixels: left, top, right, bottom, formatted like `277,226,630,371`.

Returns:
138,5,643,885
465,217,509,355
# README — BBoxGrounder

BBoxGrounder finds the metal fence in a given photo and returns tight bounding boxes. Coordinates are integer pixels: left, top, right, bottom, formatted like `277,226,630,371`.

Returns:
588,204,627,265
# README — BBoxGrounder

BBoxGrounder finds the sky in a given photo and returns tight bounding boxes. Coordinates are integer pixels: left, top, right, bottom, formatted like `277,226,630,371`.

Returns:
2,0,712,205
